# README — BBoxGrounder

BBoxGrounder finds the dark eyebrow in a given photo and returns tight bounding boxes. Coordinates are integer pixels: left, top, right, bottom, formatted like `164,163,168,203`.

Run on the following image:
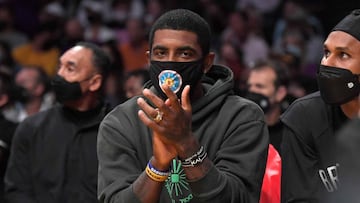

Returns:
334,46,351,52
176,46,197,53
65,61,77,68
152,45,168,51
152,45,197,53
59,56,77,66
323,44,351,52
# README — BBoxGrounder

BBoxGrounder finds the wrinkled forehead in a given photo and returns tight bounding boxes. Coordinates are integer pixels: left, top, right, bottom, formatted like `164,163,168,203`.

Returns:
325,31,360,50
61,46,93,66
151,29,202,54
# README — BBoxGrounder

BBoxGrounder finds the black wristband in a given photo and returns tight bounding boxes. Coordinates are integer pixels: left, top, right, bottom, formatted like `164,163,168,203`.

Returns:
181,146,207,167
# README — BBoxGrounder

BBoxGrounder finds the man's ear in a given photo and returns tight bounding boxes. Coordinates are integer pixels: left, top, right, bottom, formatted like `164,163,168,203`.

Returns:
0,94,8,107
275,85,287,102
89,74,103,92
203,52,215,73
34,84,45,97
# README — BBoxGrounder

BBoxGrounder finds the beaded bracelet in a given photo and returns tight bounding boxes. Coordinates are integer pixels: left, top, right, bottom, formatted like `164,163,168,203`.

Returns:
148,161,170,176
145,160,170,182
181,146,208,167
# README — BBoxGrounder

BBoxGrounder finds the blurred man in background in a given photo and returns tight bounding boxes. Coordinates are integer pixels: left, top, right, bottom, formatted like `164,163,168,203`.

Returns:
246,59,289,153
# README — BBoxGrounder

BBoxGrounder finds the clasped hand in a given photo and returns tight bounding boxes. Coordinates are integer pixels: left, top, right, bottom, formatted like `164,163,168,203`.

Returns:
137,84,194,168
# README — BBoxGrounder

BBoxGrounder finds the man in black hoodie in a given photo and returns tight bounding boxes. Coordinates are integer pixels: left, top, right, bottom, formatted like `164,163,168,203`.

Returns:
245,59,290,154
97,9,269,203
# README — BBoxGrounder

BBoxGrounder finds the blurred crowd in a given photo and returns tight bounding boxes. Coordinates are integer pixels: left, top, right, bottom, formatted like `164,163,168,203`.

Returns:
0,0,336,115
0,0,354,125
0,1,346,151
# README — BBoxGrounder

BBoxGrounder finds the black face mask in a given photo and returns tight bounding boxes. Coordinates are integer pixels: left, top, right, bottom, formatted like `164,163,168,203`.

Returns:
51,75,83,103
12,85,31,104
244,91,270,113
149,60,204,100
317,65,360,105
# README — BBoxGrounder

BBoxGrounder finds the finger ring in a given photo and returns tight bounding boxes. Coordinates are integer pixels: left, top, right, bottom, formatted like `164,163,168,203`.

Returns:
153,108,163,123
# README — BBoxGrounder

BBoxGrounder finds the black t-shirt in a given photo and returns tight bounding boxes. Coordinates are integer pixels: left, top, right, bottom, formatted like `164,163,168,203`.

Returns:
280,92,349,203
268,121,283,154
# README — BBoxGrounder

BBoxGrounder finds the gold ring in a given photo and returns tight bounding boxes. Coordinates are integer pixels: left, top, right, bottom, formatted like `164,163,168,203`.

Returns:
153,108,163,123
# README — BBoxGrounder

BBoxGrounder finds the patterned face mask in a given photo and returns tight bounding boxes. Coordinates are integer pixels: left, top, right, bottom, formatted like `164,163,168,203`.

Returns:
149,60,204,100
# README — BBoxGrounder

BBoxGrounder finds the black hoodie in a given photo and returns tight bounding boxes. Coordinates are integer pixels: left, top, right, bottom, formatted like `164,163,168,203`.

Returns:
97,65,269,203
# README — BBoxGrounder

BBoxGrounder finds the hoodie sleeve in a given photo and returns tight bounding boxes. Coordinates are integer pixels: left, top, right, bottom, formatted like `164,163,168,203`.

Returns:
188,97,269,203
97,100,146,203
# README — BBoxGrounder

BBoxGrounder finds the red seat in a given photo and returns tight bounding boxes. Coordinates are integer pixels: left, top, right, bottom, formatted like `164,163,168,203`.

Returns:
260,144,281,203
